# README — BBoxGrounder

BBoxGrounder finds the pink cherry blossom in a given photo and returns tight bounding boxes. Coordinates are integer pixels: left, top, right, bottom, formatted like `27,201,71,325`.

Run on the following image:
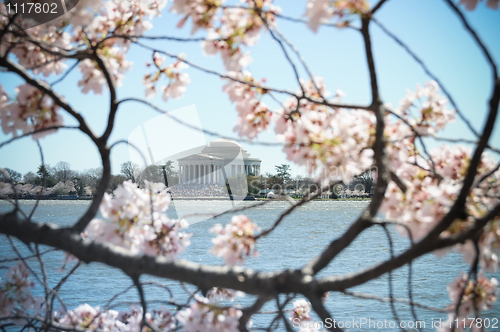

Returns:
381,131,500,244
0,84,64,140
456,219,500,273
289,299,312,324
0,261,44,325
143,53,191,101
210,215,260,265
223,71,271,139
170,0,224,34
389,81,455,136
8,25,70,77
437,271,498,332
488,0,500,9
176,294,243,332
77,48,132,94
435,272,498,332
460,0,481,10
194,1,280,71
304,0,334,32
460,0,499,10
275,77,375,184
207,287,245,302
304,0,369,32
85,180,191,258
201,32,254,71
69,0,166,94
55,304,176,331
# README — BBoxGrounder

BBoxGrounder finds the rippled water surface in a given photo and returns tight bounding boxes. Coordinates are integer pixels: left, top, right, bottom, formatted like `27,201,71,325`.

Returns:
1,200,498,331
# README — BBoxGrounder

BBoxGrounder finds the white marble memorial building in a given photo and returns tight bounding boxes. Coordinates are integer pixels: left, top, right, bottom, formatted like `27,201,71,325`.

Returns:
177,139,261,185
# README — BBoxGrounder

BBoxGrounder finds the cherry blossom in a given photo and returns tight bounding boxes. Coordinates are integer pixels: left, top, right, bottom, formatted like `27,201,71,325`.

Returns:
460,0,500,10
170,0,224,34
380,144,497,240
0,84,64,140
10,26,70,77
304,0,334,32
56,304,123,331
275,77,375,183
456,218,500,273
176,294,243,332
437,272,498,332
210,215,260,265
223,71,271,139
389,81,455,136
379,81,470,240
207,287,245,302
143,52,191,101
77,49,132,94
381,140,499,244
55,304,176,331
304,0,369,32
289,299,312,324
51,181,77,196
0,261,44,325
117,305,176,332
201,29,253,72
69,0,166,94
193,1,281,71
85,180,191,258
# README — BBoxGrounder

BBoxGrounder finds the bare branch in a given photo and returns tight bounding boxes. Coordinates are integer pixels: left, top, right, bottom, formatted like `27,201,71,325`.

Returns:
372,18,479,137
443,0,498,80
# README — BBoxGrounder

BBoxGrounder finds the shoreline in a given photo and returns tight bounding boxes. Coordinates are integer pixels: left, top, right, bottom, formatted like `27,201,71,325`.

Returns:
2,197,371,201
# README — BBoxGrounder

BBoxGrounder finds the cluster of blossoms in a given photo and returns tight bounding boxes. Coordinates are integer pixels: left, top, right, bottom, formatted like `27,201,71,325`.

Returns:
456,218,500,273
0,84,64,140
206,287,245,302
381,81,459,239
0,181,85,197
460,0,500,11
29,288,244,332
9,26,71,77
275,77,375,183
376,81,500,330
72,0,168,94
223,71,271,139
55,304,176,331
0,261,44,326
288,299,325,332
170,0,223,33
176,294,244,332
0,0,165,94
2,0,166,94
171,0,281,71
391,81,455,136
143,52,191,101
210,215,260,265
289,299,312,324
380,82,500,273
438,272,498,332
304,0,369,32
85,181,191,258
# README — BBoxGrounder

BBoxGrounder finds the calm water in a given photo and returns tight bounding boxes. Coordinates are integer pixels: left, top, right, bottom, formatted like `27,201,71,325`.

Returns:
0,200,498,331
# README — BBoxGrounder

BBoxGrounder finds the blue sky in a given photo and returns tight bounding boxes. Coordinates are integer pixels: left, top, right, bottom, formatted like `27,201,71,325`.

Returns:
0,0,499,178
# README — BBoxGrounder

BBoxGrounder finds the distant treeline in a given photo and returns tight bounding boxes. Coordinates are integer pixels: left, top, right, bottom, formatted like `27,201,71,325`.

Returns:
0,162,374,199
0,161,179,197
